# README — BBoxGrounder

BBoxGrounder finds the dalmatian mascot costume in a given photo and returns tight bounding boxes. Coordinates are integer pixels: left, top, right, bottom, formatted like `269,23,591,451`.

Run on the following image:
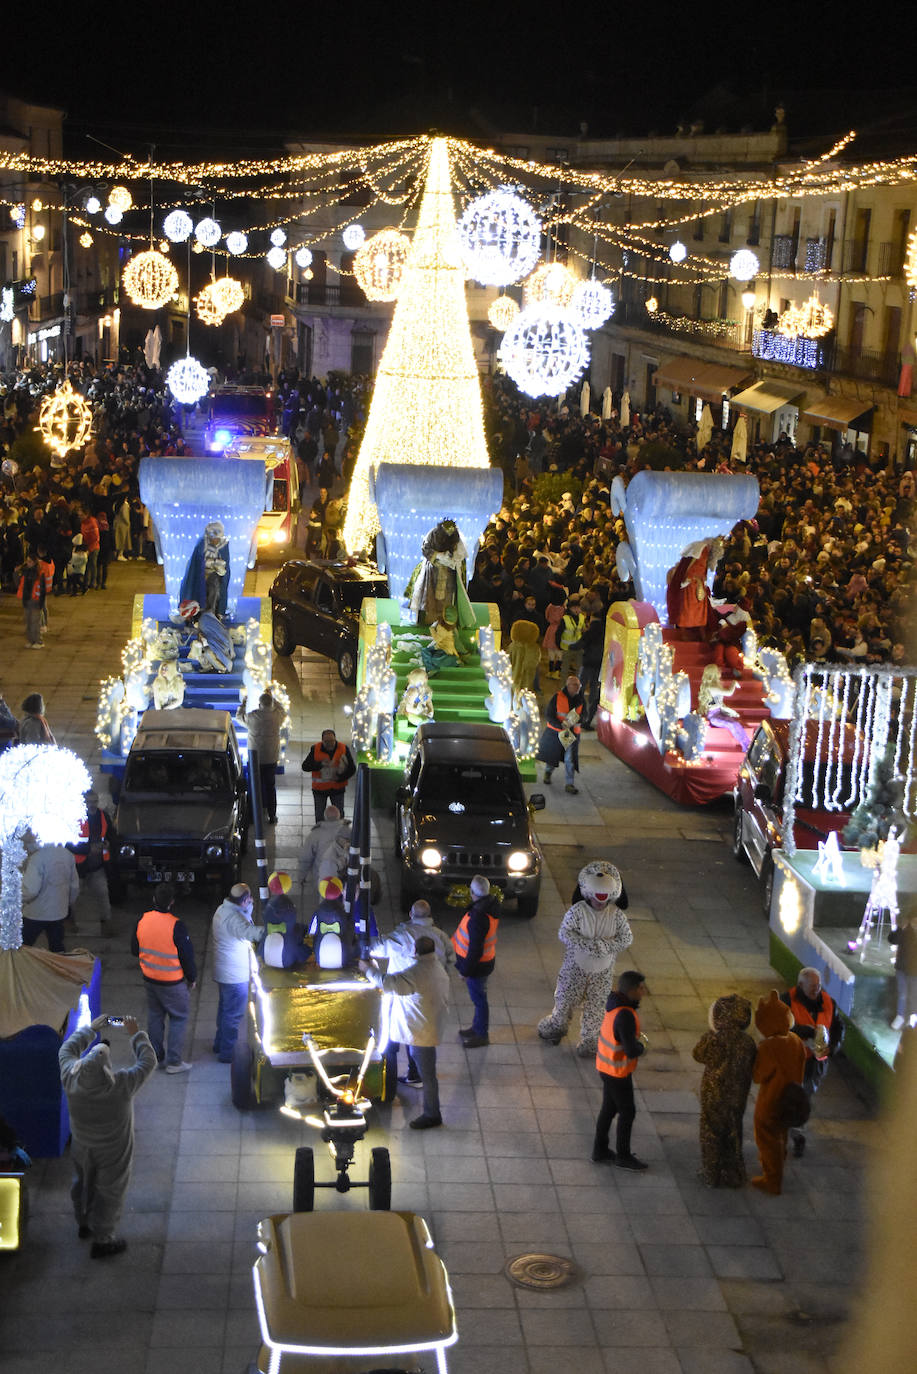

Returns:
537,860,633,1056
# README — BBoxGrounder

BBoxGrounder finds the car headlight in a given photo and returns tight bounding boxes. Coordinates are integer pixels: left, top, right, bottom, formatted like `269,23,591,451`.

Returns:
420,847,442,869
272,529,286,544
507,851,532,873
119,844,136,860
205,843,225,860
257,529,271,545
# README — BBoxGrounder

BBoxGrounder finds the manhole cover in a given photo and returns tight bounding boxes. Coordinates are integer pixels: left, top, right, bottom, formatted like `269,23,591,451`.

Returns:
505,1253,581,1290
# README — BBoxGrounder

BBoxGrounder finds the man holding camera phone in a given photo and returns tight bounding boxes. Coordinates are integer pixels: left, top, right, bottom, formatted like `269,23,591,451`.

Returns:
58,1013,157,1257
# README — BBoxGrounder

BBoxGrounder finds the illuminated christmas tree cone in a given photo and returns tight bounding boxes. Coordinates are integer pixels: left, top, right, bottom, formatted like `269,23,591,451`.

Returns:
342,137,490,554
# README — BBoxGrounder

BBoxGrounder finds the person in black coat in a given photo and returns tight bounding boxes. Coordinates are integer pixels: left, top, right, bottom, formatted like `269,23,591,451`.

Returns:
569,614,605,728
451,875,500,1048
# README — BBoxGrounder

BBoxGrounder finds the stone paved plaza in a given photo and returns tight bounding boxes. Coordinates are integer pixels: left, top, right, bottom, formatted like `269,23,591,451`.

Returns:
0,559,884,1373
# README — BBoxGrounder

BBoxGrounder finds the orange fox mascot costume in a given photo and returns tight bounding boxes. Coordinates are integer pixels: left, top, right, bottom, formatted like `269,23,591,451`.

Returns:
751,990,807,1194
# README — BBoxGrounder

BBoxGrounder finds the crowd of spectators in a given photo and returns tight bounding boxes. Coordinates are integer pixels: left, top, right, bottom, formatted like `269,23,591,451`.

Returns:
475,376,914,672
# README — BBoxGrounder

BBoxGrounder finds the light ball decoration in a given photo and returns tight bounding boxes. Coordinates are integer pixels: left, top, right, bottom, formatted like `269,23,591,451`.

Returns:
302,268,314,281
295,246,313,268
108,185,132,212
31,224,45,242
523,261,576,309
488,295,520,332
342,223,366,250
353,228,411,302
164,209,193,243
457,187,542,286
123,249,179,310
104,205,123,226
166,355,211,405
36,380,93,461
498,303,590,399
194,216,222,248
270,228,287,247
730,249,759,282
669,240,687,264
195,281,229,326
225,230,248,256
210,276,245,316
266,245,287,271
84,196,101,216
79,231,93,248
645,296,659,314
570,278,614,330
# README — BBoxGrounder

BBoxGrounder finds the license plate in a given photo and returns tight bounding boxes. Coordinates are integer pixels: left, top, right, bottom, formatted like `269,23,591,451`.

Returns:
147,870,195,883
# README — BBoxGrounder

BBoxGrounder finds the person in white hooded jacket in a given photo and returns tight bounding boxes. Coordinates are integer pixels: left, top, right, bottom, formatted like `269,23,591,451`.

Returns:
210,883,264,1062
360,936,449,1131
58,1013,157,1258
537,860,633,1057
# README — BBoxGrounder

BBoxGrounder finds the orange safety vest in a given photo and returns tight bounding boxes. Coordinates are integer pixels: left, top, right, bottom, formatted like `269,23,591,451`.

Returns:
547,690,582,734
74,812,110,865
596,1004,641,1078
136,909,184,983
788,987,834,1059
310,741,347,792
452,911,499,963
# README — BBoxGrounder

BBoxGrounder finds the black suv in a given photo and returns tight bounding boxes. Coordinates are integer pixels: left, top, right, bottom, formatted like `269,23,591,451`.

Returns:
114,708,248,892
395,722,545,918
270,559,388,684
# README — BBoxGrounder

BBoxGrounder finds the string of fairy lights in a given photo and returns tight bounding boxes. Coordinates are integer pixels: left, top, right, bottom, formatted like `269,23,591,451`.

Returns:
12,128,917,453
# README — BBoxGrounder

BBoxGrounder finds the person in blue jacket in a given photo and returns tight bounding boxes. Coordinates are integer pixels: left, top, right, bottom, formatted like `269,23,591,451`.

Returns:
180,521,230,618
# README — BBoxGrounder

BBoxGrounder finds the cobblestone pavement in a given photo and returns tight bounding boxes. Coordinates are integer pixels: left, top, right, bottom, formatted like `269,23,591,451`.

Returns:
0,560,881,1374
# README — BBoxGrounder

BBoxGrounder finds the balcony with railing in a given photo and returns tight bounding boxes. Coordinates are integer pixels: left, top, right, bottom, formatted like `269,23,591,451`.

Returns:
771,234,798,269
877,241,905,277
832,343,899,387
612,298,748,350
803,237,828,272
842,239,870,275
752,329,827,370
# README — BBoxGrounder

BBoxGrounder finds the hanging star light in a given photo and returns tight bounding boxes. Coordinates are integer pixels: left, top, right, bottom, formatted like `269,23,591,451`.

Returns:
266,245,287,271
79,231,93,248
669,240,687,263
645,295,659,314
226,230,248,256
210,276,245,316
353,228,411,302
730,249,759,282
195,281,229,326
342,223,365,249
36,379,93,460
167,356,211,405
108,185,132,212
570,278,614,330
270,228,287,247
164,209,193,243
499,303,590,398
457,186,542,286
105,205,123,226
195,216,222,247
523,262,576,308
488,295,520,331
295,246,313,268
123,249,179,310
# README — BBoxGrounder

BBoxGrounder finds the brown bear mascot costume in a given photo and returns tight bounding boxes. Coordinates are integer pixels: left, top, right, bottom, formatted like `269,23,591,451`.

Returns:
751,990,807,1194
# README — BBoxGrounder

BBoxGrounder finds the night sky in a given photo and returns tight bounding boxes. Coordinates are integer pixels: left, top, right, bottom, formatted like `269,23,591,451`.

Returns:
1,1,912,158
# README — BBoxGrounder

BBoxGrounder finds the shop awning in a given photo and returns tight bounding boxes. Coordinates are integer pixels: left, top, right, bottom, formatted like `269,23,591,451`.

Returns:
654,356,752,401
898,404,917,428
731,379,805,413
800,396,874,431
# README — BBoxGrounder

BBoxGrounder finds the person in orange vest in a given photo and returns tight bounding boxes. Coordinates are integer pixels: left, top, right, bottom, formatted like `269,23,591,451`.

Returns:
68,789,115,937
452,875,499,1049
593,970,650,1170
780,966,844,1158
130,883,197,1073
302,728,356,823
537,675,584,794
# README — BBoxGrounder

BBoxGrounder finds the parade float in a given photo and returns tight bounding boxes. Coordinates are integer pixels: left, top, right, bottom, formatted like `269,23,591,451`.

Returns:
761,663,917,1087
94,454,290,780
595,468,794,805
